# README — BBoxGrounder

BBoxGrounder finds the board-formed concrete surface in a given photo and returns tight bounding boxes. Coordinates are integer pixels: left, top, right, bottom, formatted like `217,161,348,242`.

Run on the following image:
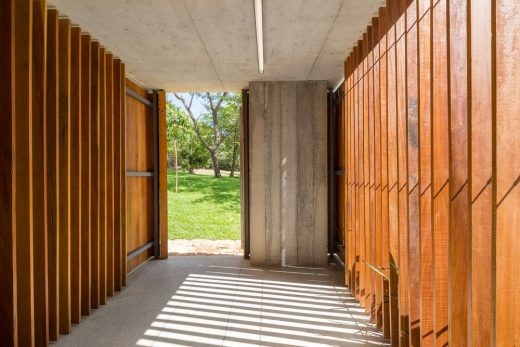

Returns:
47,0,384,91
53,256,389,347
249,81,328,266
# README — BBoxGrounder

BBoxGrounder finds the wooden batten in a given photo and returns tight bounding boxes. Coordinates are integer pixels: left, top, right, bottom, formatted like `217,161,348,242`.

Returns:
99,47,107,306
33,0,49,345
80,33,92,317
0,0,17,345
106,53,115,296
58,17,71,335
46,8,60,342
90,40,101,310
70,25,82,325
15,0,35,345
158,90,169,259
113,59,123,292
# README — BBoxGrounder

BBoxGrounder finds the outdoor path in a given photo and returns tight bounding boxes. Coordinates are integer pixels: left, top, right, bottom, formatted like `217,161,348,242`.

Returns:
169,239,242,256
54,256,389,347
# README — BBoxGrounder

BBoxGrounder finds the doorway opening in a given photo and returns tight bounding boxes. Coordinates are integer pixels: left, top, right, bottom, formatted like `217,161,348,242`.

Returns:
166,92,245,256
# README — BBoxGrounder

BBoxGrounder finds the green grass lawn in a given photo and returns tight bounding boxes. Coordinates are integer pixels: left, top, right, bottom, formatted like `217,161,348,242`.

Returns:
168,171,241,240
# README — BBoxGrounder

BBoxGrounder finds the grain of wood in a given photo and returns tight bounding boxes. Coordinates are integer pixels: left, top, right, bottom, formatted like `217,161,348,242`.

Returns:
70,25,82,325
58,17,71,334
80,34,92,315
32,0,49,344
46,8,60,341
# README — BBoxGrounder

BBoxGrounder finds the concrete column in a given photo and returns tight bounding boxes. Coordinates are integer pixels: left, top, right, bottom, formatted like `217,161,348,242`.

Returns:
249,81,328,266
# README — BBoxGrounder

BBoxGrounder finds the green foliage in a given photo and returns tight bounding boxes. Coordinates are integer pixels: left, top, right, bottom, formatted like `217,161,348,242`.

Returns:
167,92,241,174
168,171,241,240
166,100,210,172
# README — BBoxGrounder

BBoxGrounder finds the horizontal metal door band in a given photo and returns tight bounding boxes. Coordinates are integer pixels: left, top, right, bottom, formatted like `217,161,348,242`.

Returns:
126,171,154,177
126,86,153,108
127,242,154,261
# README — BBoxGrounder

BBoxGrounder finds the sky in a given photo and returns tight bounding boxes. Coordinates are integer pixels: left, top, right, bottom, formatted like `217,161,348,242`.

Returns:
167,93,206,118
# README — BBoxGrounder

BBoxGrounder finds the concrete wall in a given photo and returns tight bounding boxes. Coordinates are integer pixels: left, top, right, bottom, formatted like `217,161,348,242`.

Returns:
249,81,328,266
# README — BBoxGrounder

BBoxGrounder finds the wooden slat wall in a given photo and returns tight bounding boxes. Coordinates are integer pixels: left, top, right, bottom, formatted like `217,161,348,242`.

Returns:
125,80,154,272
0,3,128,345
341,0,520,346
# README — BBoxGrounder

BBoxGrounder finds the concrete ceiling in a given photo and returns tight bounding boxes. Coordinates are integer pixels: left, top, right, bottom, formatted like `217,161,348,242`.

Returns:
48,0,383,92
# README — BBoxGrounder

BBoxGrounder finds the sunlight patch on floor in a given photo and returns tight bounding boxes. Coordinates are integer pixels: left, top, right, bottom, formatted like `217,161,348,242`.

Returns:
136,271,389,347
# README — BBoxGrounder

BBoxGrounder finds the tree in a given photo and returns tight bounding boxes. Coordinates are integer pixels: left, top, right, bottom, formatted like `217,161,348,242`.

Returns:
166,100,210,173
173,92,239,178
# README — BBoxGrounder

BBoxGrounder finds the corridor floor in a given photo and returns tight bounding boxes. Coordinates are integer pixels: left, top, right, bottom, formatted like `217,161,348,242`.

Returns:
54,256,389,347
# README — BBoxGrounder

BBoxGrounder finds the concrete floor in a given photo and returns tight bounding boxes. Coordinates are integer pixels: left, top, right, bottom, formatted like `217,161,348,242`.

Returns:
54,256,389,347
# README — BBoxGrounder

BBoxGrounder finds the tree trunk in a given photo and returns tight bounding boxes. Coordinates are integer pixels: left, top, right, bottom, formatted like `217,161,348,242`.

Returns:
230,142,239,177
210,152,221,178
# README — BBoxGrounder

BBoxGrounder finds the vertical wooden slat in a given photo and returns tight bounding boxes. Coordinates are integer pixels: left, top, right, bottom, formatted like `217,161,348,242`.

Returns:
80,34,91,316
113,59,123,291
46,8,59,341
356,40,364,301
418,0,434,345
99,47,107,305
378,7,391,339
396,0,410,344
470,0,492,345
386,1,400,344
70,25,82,325
158,90,169,259
372,16,384,330
58,17,71,335
14,0,35,345
432,0,450,345
90,41,100,309
0,0,17,344
348,55,355,291
406,1,420,346
121,63,128,284
345,55,352,289
106,53,115,297
359,35,367,308
363,31,370,311
495,0,520,344
448,0,470,344
32,0,49,345
367,25,377,321
353,46,360,295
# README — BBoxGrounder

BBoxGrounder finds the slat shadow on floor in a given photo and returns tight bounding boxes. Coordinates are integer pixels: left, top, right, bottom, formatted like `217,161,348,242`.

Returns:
54,256,389,347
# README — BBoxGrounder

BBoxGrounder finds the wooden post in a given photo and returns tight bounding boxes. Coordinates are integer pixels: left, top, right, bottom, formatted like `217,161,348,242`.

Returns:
46,8,59,341
406,1,420,345
470,0,492,345
448,0,470,344
15,0,35,345
113,59,123,292
99,47,107,305
33,0,49,345
106,53,115,296
58,17,71,335
158,90,169,259
432,0,450,345
69,25,82,325
121,63,127,286
0,0,17,345
80,33,92,316
90,40,100,309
